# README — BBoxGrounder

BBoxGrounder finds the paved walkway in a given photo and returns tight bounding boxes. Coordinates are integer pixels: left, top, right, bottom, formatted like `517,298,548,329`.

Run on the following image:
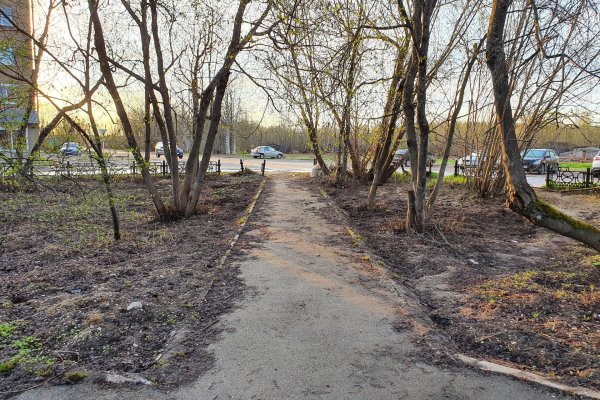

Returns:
17,176,567,399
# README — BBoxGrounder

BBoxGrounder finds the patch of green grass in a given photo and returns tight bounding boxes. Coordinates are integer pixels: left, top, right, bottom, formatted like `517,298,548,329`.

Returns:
560,162,592,170
389,171,412,184
0,356,18,373
0,323,15,339
443,175,468,185
12,336,41,356
545,182,597,190
63,370,87,383
22,355,56,377
0,335,53,376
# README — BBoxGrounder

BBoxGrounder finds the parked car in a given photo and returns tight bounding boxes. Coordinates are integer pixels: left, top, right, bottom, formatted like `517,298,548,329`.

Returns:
155,142,183,159
521,148,559,174
251,146,283,159
267,144,291,153
391,149,435,167
60,142,82,156
592,150,600,177
392,149,409,166
457,152,479,170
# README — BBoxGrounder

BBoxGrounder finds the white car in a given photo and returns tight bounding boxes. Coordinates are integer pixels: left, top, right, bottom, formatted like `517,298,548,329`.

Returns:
457,152,479,169
251,146,283,159
592,150,600,177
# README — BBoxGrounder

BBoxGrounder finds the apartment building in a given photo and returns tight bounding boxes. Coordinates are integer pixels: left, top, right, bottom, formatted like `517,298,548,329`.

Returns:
0,0,38,154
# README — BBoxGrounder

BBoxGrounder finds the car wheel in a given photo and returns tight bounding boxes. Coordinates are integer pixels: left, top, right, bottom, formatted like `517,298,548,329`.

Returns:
156,153,160,158
539,163,546,175
277,154,282,159
259,154,264,159
404,160,410,167
178,155,183,159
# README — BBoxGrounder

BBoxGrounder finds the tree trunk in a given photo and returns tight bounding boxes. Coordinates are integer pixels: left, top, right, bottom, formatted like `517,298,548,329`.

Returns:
89,0,167,218
225,127,231,155
144,89,151,162
149,0,180,210
367,48,406,209
308,125,329,174
486,0,600,251
406,190,416,231
185,72,230,217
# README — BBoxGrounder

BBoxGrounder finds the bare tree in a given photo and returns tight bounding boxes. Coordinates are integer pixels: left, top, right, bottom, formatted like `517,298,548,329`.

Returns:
486,0,600,250
87,0,275,218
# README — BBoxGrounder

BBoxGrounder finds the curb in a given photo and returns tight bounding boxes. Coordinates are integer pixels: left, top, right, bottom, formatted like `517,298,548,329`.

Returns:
218,177,266,269
457,354,600,399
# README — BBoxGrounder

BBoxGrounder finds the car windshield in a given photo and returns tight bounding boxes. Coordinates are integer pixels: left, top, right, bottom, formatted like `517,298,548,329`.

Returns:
524,150,545,158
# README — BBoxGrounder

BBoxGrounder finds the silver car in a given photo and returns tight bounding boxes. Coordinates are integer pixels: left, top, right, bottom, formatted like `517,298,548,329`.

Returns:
251,146,283,159
592,151,600,177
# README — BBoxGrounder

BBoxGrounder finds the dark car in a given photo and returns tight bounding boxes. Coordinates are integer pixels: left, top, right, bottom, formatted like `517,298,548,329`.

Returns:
392,149,435,167
60,142,82,156
521,148,559,174
155,142,183,159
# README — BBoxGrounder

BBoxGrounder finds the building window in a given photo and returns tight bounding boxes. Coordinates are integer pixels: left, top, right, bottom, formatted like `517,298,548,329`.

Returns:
0,47,14,66
0,7,12,27
0,84,14,105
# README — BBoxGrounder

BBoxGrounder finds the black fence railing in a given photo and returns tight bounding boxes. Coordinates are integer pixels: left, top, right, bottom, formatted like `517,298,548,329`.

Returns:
0,158,222,179
451,160,599,189
546,167,599,189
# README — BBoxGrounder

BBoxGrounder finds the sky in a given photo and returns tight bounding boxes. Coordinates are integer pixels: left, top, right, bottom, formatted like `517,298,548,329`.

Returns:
31,0,600,140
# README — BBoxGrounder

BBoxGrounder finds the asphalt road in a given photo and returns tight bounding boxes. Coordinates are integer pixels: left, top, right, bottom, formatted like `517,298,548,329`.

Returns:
23,151,549,187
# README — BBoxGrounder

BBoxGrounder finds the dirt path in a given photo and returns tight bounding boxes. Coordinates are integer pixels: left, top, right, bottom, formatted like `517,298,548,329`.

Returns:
15,175,569,399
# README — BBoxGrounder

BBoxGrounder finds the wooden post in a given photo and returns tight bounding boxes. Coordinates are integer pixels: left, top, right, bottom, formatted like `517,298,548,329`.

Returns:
66,161,71,177
586,168,591,188
240,159,244,172
454,160,459,176
406,190,416,230
131,162,136,175
162,160,166,176
261,160,266,176
217,159,221,174
546,164,551,187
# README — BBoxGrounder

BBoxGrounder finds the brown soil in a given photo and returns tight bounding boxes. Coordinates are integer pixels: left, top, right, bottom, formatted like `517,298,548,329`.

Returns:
0,174,262,398
315,177,600,391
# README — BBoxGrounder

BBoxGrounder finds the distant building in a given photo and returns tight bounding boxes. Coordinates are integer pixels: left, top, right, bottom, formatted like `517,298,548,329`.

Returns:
0,0,39,153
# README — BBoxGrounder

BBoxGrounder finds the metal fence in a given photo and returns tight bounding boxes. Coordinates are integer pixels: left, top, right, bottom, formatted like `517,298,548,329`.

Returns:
451,160,599,189
0,157,221,179
546,167,599,189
